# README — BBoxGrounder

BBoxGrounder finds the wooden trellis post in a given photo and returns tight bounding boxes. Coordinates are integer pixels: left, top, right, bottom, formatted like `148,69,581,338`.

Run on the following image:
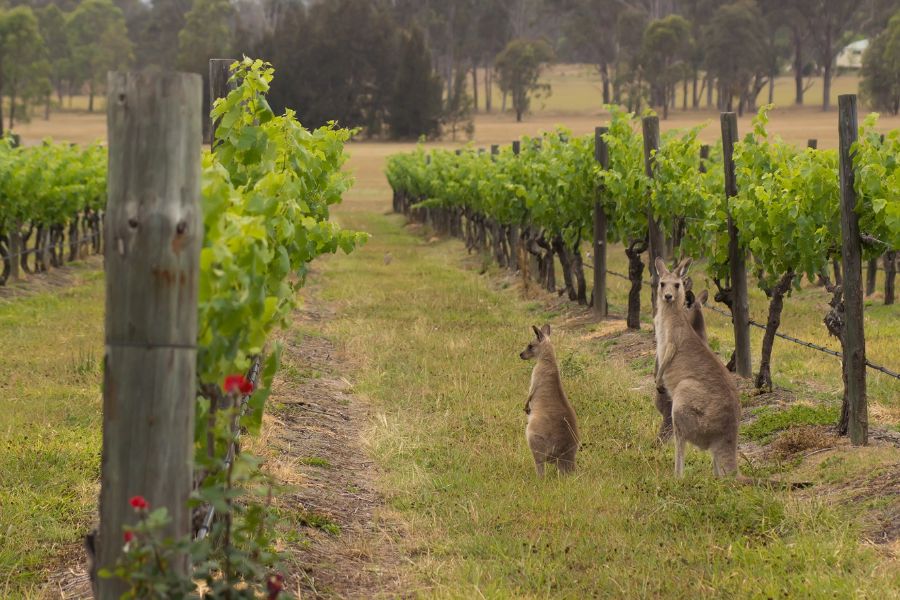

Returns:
593,126,609,318
721,112,753,378
837,94,867,445
209,58,237,150
642,116,665,313
98,70,202,598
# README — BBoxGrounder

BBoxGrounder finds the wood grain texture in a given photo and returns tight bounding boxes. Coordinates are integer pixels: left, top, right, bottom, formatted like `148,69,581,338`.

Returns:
720,112,752,378
837,94,868,445
642,116,665,313
98,70,202,598
209,58,237,150
593,126,609,317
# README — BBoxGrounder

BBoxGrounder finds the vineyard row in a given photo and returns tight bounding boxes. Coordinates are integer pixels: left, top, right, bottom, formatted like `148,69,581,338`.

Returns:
386,97,900,447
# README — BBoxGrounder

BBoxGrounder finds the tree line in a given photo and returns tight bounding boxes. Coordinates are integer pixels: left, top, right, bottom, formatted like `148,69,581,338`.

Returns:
1,0,898,139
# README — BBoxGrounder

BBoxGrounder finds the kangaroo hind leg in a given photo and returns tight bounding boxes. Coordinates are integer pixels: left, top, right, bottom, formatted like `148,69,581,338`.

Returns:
674,432,686,477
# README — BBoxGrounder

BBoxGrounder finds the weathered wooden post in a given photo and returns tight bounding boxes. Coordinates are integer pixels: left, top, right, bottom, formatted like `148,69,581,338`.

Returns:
209,58,237,149
98,71,202,598
511,140,529,286
642,116,665,312
721,112,753,378
837,94,867,445
593,126,609,318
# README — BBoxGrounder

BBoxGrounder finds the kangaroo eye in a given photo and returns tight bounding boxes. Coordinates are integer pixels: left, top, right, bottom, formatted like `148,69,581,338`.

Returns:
674,283,680,289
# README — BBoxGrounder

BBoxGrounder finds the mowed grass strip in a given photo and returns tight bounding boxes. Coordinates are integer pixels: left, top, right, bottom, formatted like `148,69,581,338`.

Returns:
313,210,900,598
0,268,104,595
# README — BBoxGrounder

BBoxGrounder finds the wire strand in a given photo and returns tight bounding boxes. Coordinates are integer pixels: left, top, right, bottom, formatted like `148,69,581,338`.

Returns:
604,267,900,381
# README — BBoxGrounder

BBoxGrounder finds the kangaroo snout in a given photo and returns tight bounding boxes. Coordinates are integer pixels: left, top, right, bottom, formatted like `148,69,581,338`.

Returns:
664,293,674,302
519,351,528,360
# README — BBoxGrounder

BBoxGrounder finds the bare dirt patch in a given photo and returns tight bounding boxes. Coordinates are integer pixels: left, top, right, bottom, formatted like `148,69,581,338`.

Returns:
262,300,405,598
39,547,92,599
770,425,841,458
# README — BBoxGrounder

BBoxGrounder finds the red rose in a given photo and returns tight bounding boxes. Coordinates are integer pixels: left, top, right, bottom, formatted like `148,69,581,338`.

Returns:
266,573,284,599
224,374,254,395
129,495,148,510
124,531,134,543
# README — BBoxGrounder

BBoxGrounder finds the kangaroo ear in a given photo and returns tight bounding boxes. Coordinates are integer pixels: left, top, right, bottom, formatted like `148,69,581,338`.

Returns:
541,324,551,337
678,258,693,277
697,289,709,305
532,325,543,340
683,276,693,292
655,257,668,277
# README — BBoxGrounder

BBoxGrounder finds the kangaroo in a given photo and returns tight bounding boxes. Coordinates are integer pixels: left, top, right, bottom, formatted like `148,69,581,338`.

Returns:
654,258,740,477
519,325,579,476
686,289,709,345
655,258,710,442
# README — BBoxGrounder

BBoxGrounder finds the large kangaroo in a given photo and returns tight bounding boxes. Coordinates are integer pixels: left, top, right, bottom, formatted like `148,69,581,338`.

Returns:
519,325,579,476
654,258,740,477
655,258,709,442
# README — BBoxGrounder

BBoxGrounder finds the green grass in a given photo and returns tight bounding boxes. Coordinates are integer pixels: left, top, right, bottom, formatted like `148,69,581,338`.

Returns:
306,207,900,598
299,456,333,469
296,510,341,536
742,405,841,444
0,267,105,595
468,65,862,115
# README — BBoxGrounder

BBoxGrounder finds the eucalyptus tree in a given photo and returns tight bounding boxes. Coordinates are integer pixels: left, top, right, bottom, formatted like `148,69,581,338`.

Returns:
640,14,692,119
67,0,133,112
0,6,46,133
702,1,767,113
860,12,900,115
495,38,554,122
36,4,70,117
800,0,862,110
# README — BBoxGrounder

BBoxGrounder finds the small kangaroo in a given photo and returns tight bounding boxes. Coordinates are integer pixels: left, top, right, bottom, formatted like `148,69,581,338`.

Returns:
654,258,740,477
519,325,579,476
686,288,709,345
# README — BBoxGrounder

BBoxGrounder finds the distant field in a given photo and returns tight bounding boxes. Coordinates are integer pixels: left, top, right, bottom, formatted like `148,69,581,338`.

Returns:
483,64,864,115
13,65,898,151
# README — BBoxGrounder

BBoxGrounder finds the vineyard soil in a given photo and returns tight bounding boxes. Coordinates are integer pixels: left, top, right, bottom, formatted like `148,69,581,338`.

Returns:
247,295,406,597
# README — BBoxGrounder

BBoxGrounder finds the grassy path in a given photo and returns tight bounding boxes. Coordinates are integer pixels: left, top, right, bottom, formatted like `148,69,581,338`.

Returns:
0,266,104,595
310,202,900,598
0,161,896,597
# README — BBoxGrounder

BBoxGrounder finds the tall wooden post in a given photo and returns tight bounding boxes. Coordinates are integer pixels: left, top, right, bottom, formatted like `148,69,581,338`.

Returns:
721,112,752,378
642,116,665,312
98,71,202,598
837,94,867,445
593,126,609,318
209,58,237,149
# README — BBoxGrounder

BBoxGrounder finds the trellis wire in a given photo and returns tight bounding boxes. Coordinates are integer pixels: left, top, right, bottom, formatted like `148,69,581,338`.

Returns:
605,268,900,381
195,355,263,541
